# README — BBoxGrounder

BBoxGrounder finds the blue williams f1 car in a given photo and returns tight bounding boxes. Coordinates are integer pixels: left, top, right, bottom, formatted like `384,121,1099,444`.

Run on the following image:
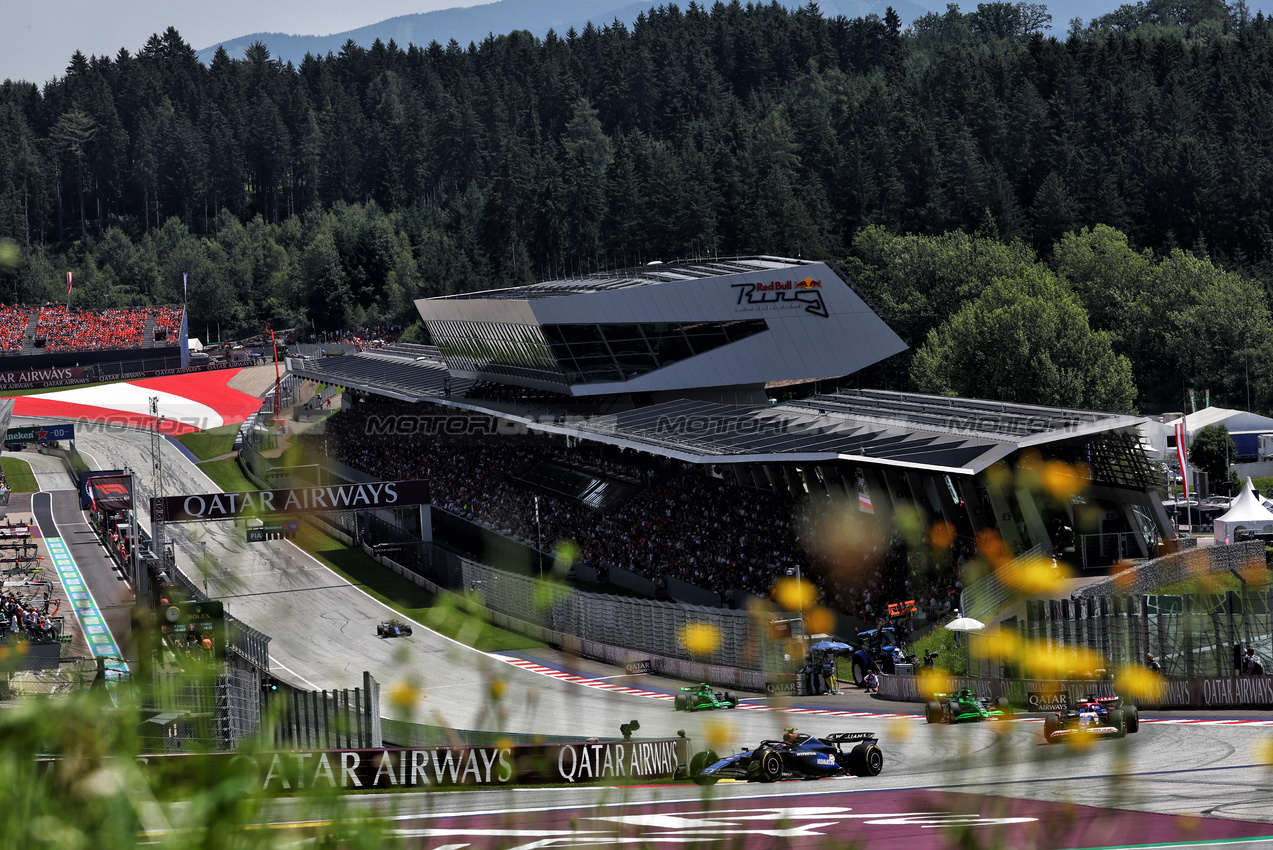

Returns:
688,729,883,785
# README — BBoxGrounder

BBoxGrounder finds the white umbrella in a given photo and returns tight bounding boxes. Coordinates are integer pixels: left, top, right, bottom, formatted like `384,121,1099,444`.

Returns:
945,616,985,632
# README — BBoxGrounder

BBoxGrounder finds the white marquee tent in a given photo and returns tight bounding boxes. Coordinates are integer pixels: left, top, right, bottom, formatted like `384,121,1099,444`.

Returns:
1212,478,1273,542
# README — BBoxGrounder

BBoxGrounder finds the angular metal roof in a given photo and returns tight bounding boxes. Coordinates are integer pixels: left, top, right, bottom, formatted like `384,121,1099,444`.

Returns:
440,256,809,301
293,354,1145,476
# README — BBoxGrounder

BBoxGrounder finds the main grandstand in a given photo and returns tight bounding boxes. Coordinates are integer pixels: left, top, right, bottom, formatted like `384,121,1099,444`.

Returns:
0,304,188,385
292,256,1172,618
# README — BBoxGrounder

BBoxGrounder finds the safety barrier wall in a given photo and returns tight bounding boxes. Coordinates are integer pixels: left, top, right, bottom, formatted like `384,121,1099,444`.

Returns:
877,671,1273,708
876,674,1115,706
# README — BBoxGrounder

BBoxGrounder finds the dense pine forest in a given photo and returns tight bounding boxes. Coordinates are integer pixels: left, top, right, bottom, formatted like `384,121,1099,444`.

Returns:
1,0,1272,411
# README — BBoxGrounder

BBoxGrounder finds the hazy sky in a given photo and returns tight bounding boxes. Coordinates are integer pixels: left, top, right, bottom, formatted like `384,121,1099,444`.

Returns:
0,0,490,87
5,0,1267,90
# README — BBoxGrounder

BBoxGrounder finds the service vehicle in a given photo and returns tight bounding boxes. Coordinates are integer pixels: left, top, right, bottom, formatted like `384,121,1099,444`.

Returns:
925,688,1013,723
674,682,740,711
688,729,883,784
1043,694,1140,743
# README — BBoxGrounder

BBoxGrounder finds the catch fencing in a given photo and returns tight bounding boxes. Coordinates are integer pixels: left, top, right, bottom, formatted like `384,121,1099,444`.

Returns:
271,672,382,750
959,544,1047,623
440,548,765,671
968,587,1273,680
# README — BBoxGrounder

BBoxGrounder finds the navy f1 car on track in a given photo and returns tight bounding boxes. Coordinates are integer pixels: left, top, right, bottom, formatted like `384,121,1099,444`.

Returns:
376,619,413,638
1043,694,1140,743
688,729,883,785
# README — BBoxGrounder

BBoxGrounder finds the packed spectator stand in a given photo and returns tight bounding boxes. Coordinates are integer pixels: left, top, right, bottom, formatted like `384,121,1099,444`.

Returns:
0,306,30,351
309,404,965,621
0,304,185,354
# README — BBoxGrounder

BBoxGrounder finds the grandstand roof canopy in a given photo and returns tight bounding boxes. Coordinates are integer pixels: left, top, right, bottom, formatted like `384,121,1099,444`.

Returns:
293,348,1145,475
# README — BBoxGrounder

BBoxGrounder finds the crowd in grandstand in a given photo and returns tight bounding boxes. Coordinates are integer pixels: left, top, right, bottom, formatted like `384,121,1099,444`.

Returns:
0,306,31,351
0,304,186,353
152,306,185,340
310,404,967,618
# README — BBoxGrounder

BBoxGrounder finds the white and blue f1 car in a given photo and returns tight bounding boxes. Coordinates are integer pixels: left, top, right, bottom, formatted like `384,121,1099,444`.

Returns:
688,729,883,785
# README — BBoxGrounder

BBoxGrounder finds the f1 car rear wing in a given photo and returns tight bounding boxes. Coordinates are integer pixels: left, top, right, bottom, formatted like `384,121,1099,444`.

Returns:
823,732,877,743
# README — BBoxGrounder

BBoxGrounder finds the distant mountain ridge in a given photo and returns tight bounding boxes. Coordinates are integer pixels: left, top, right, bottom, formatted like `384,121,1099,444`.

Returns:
195,0,940,65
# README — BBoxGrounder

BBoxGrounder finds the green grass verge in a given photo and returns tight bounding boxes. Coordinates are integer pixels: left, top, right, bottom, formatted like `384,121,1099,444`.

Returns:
196,457,255,492
291,522,542,653
176,423,242,461
1,456,37,493
908,616,969,676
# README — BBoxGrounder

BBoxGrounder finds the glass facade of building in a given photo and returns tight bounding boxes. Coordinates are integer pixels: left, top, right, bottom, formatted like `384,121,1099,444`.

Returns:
428,318,768,387
542,319,768,384
427,320,568,387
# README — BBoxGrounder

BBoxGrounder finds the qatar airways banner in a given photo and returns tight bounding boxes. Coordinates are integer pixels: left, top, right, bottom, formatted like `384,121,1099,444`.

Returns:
157,480,430,522
0,366,85,390
138,738,691,792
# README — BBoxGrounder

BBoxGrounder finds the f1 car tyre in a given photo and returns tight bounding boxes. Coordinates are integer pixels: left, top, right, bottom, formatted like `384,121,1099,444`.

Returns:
689,749,720,785
995,697,1013,716
848,742,884,776
1043,713,1060,744
852,659,867,688
725,691,738,707
925,701,942,724
376,625,385,637
674,694,687,711
1125,703,1140,733
757,748,783,782
1108,708,1127,738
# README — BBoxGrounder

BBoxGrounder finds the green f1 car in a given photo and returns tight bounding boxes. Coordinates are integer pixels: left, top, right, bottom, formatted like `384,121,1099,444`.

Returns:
674,683,741,711
925,688,1013,723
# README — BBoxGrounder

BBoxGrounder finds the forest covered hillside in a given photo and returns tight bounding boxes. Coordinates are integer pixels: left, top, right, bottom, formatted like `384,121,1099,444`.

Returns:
0,0,1269,412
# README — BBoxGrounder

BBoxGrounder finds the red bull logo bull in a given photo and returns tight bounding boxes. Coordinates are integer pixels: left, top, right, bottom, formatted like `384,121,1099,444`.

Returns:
794,278,822,289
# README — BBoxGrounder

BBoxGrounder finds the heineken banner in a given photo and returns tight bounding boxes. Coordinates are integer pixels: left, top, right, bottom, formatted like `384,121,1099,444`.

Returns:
136,738,690,792
6,422,75,443
158,480,430,523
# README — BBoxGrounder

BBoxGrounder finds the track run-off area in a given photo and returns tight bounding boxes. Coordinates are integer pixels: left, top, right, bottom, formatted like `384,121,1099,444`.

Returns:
11,412,1273,849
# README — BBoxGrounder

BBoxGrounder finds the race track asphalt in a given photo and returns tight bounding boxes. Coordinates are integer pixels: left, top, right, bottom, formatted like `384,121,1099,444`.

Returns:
18,416,1273,848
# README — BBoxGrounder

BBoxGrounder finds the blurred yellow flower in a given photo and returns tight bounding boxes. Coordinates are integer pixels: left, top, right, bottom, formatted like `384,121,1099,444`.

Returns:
488,678,508,701
1256,737,1273,766
704,717,732,752
680,622,722,656
1000,554,1072,595
805,606,835,635
773,576,818,612
917,669,951,699
1041,460,1089,500
976,529,1011,569
387,679,422,714
1115,664,1164,703
929,520,956,551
